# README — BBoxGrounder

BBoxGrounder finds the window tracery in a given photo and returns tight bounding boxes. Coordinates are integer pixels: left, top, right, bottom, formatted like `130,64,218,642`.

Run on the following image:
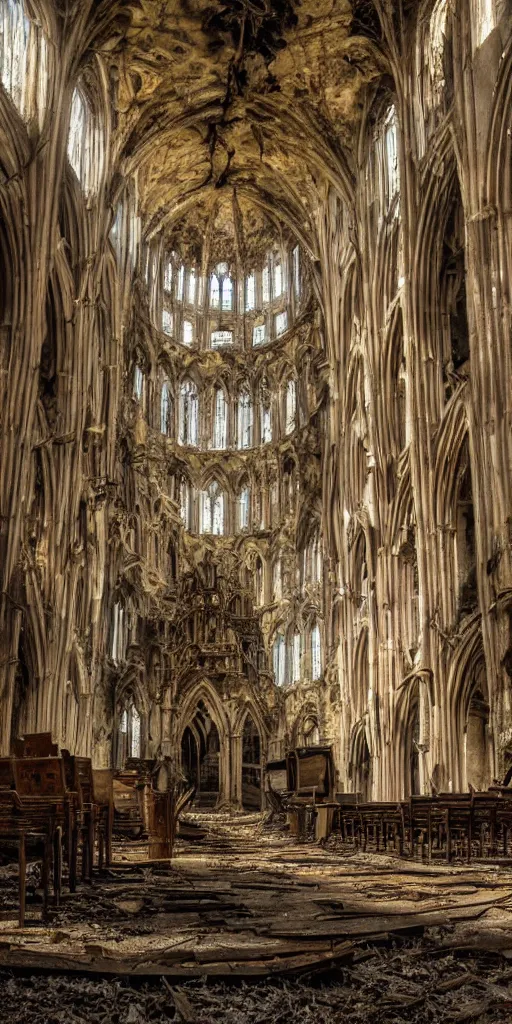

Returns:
273,632,286,687
160,380,172,436
179,380,198,446
285,379,296,435
67,85,104,196
311,623,322,680
0,0,47,128
237,390,253,449
201,481,224,535
212,387,227,449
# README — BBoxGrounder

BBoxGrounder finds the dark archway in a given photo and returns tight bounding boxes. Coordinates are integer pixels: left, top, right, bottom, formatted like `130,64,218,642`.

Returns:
181,700,220,807
242,714,262,810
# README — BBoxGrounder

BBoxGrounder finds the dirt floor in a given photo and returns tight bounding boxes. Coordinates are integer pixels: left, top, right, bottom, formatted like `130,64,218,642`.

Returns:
2,813,512,1022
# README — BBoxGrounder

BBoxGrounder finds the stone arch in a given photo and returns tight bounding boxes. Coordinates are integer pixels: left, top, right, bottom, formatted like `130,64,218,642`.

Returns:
348,718,372,801
447,616,491,791
175,678,231,806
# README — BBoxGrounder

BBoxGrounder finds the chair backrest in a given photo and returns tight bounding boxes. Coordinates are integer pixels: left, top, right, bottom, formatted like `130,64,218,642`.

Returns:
13,733,59,758
92,768,114,807
0,757,15,789
13,757,66,797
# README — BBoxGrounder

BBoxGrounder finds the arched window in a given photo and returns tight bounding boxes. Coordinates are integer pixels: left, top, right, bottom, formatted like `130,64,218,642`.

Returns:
160,380,172,436
262,264,270,304
238,390,253,449
187,268,196,304
210,274,220,308
261,402,272,443
274,262,283,297
183,320,193,346
133,364,144,402
177,265,185,300
67,86,104,196
162,309,172,335
273,560,282,601
253,324,266,346
285,379,296,435
222,276,233,310
275,310,288,336
201,481,224,535
475,0,494,46
292,245,300,297
0,0,47,127
273,633,286,687
111,602,126,665
246,273,256,311
311,623,322,680
180,478,193,529
291,631,301,684
163,260,173,292
212,387,227,449
384,106,400,205
238,486,250,531
118,699,141,764
179,381,198,446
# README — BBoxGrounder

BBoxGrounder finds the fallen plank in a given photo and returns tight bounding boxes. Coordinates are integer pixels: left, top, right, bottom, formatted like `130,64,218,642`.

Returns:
266,902,495,939
0,941,354,979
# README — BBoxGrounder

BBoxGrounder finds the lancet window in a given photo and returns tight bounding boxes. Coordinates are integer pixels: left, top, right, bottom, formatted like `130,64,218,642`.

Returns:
273,633,286,687
311,623,322,680
67,85,104,196
201,481,224,535
238,486,250,531
291,631,301,684
179,381,198,446
238,390,253,449
212,387,227,449
285,379,296,435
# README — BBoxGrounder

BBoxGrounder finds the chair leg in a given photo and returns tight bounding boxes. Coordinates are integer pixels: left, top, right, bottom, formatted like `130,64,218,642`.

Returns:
53,827,62,907
18,833,26,928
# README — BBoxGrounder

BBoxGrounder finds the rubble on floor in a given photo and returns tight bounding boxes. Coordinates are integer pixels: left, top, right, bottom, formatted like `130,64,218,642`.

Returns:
1,813,512,1022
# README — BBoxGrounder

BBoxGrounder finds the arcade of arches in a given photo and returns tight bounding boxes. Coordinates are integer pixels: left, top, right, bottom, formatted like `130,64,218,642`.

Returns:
2,0,512,813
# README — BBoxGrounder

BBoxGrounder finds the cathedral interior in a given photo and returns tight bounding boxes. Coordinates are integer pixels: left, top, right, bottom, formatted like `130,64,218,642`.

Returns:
2,0,512,1021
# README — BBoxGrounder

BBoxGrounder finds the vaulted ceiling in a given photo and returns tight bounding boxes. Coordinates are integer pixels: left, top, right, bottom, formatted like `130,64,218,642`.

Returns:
108,0,385,255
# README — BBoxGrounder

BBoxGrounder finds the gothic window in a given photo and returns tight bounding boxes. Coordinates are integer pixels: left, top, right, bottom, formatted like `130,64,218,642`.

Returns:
253,324,266,346
179,380,198,446
211,329,233,347
111,602,126,664
163,260,173,292
270,481,279,524
201,481,224,535
292,245,300,297
275,311,288,336
222,275,233,310
311,623,322,680
68,86,104,196
133,364,144,402
285,379,296,435
238,486,250,531
261,403,272,444
183,319,193,346
212,387,227,449
162,309,172,335
384,106,400,206
273,633,286,687
187,268,196,305
210,274,220,308
262,264,270,304
274,262,283,297
273,559,282,601
177,265,185,300
238,390,253,449
246,273,256,311
291,631,301,684
160,380,172,436
118,700,141,763
475,0,494,45
180,478,193,529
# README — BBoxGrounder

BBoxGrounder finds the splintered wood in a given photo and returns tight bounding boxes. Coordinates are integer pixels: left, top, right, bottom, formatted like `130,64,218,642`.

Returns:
1,814,512,1024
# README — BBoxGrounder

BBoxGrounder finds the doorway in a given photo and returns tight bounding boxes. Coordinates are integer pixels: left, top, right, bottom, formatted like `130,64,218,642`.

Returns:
181,700,220,807
242,714,262,810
